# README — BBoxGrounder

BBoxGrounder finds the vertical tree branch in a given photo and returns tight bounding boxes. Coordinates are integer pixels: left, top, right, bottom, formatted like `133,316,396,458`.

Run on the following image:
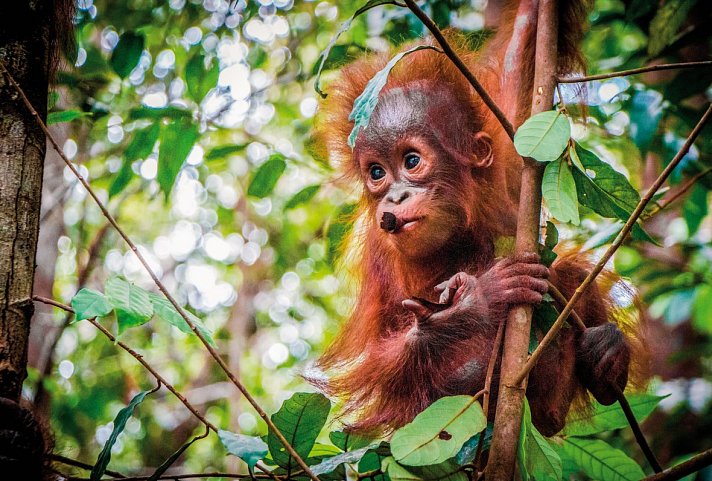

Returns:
484,0,558,478
0,1,54,401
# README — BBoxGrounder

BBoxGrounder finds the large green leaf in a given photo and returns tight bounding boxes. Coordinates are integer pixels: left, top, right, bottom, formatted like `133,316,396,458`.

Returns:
219,430,269,470
382,457,467,481
564,393,667,436
71,288,112,322
149,293,216,347
247,154,287,198
517,399,562,481
562,438,645,481
186,52,219,103
157,118,200,197
514,110,571,162
571,144,654,242
105,277,153,334
90,389,152,481
348,45,441,148
267,392,331,473
110,31,144,79
314,0,403,98
391,395,486,466
542,158,580,225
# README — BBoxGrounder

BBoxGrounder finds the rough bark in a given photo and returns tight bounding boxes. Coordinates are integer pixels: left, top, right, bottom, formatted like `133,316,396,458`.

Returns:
0,2,55,401
485,0,559,478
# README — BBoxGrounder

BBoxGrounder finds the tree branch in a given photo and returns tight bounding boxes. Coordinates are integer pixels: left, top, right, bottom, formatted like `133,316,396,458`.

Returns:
474,320,505,469
648,166,712,216
558,61,712,83
1,62,318,481
642,448,712,481
485,0,558,478
514,102,712,387
403,0,516,140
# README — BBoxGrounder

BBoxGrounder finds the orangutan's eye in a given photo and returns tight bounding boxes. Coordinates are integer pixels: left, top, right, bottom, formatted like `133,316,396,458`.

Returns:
404,153,421,170
369,164,386,180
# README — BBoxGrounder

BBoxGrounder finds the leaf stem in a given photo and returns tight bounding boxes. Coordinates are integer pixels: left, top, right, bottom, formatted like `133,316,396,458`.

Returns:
642,448,712,481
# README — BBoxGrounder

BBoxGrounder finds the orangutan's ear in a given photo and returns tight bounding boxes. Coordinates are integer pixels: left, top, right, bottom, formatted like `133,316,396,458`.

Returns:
471,132,493,168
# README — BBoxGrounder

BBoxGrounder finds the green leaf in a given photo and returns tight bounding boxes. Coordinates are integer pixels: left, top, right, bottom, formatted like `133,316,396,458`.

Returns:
543,158,580,225
105,277,153,335
110,123,161,198
128,106,192,120
108,158,135,199
682,184,708,235
391,395,486,466
148,436,202,481
126,123,161,161
517,399,562,481
327,203,357,266
267,392,331,473
71,288,113,322
568,143,585,172
90,390,152,481
573,144,640,221
311,444,378,476
514,110,571,162
562,437,645,481
205,144,247,161
186,52,219,103
285,185,320,210
219,430,269,469
359,446,391,481
571,144,654,242
494,236,515,258
110,31,144,79
544,221,559,249
348,45,441,148
314,0,401,98
157,118,200,197
149,293,216,347
648,0,696,56
382,457,467,481
247,154,287,198
564,393,666,436
692,284,712,334
47,109,92,125
330,430,375,452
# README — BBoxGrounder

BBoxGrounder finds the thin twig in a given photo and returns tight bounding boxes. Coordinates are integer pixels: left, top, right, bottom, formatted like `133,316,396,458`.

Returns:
642,448,712,481
1,62,318,481
515,103,712,387
474,320,505,470
51,454,126,478
558,60,712,83
614,385,662,473
33,296,218,431
70,473,272,481
34,296,281,481
546,286,662,472
403,0,516,140
648,166,712,216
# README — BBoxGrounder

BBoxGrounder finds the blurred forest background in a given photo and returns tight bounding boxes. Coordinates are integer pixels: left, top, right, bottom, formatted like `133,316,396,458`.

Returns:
26,0,712,477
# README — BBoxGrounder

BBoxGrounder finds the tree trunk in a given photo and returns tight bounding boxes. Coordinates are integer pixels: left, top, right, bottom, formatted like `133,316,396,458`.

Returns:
0,2,54,401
